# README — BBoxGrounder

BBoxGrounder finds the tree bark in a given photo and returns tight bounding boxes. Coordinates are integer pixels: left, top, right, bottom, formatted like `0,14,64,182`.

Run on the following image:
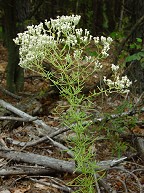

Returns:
2,0,31,93
2,0,23,92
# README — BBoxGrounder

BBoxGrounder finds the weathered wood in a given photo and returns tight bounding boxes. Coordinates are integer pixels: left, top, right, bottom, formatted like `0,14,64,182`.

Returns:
0,99,52,134
0,147,133,172
0,148,75,173
6,135,74,158
0,166,52,176
0,116,36,122
6,127,70,148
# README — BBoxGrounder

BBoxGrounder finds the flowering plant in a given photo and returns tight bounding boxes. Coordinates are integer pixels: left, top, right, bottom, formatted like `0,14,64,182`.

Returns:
14,15,131,93
103,64,132,94
14,15,132,192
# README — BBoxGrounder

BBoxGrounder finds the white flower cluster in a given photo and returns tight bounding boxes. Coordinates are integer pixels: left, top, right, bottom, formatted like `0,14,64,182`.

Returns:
94,60,102,69
103,64,132,93
73,50,82,59
45,15,92,46
13,15,132,94
13,22,57,69
45,15,81,34
111,63,119,71
93,36,113,57
14,15,96,69
13,14,114,79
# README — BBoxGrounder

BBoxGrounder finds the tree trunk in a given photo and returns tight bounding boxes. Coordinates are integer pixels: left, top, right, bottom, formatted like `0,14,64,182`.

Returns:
2,0,30,93
2,0,24,93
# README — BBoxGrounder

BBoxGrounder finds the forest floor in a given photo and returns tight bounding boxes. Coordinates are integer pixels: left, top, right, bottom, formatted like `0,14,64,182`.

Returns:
0,43,144,193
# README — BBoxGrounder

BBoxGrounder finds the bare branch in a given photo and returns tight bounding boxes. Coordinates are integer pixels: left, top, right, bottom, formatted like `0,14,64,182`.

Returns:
0,116,37,122
0,99,52,134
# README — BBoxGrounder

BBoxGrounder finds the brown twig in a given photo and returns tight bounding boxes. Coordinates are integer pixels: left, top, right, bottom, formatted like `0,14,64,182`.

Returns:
29,177,73,193
107,167,143,193
6,127,70,148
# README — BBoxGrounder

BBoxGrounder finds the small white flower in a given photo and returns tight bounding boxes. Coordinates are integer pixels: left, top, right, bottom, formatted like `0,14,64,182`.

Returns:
65,54,72,63
111,64,119,71
107,37,113,43
101,36,106,43
102,50,109,57
94,60,102,69
103,74,132,94
73,50,82,59
93,37,99,44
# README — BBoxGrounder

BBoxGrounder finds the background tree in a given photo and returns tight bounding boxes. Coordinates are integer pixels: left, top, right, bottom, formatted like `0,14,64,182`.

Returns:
1,0,30,92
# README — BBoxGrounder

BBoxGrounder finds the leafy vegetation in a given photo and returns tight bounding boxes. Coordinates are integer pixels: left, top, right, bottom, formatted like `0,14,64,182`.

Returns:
125,38,144,68
13,15,133,192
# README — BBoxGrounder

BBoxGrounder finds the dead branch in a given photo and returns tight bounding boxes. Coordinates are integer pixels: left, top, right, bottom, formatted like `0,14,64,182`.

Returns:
0,147,135,172
0,148,75,174
23,127,70,147
0,99,53,134
0,85,22,100
6,127,70,148
0,116,37,122
92,105,144,126
29,177,73,193
6,135,74,158
45,135,74,157
0,166,53,176
0,147,132,192
96,173,114,193
93,173,101,193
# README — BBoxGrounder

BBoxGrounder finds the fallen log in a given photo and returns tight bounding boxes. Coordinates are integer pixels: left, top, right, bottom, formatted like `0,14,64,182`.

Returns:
0,148,75,174
0,148,130,192
0,147,134,173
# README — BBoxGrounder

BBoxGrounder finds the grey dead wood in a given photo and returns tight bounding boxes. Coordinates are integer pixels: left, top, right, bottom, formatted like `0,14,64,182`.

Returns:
29,177,73,193
0,99,53,134
0,148,131,172
0,148,122,192
0,148,75,173
0,116,37,122
0,166,53,176
6,135,74,158
6,127,70,148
